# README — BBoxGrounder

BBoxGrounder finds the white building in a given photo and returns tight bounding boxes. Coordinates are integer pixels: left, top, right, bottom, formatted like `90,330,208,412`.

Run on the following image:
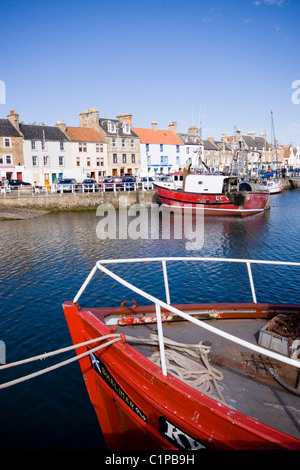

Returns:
289,145,300,169
20,123,72,186
133,121,184,175
61,122,108,181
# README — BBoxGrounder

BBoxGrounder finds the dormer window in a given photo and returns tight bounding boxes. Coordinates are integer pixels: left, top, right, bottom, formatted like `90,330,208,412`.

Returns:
123,123,130,134
107,121,116,133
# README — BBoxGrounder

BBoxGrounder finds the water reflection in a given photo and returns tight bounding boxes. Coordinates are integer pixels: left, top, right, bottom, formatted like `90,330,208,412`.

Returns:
0,190,299,449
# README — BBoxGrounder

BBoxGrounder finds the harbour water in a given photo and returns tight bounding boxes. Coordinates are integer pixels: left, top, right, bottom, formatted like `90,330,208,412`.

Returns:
0,189,299,450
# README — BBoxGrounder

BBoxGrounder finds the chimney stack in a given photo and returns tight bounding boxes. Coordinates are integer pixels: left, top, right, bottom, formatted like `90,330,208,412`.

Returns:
56,120,67,132
152,120,157,132
188,125,198,137
168,121,177,134
79,107,99,128
117,112,133,128
7,110,19,130
221,133,229,142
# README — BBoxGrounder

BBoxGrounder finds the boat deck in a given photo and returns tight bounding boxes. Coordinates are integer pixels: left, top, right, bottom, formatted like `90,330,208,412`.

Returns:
111,317,300,440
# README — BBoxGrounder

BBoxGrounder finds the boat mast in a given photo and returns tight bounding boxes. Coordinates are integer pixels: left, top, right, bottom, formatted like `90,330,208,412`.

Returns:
271,110,278,170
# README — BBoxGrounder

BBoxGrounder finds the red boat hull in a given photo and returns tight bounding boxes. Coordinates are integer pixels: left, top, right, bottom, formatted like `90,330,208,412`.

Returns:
154,184,269,217
64,301,300,450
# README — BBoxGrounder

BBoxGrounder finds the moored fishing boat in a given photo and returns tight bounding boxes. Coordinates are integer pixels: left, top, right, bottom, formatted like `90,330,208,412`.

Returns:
154,174,270,217
63,257,300,450
261,179,284,194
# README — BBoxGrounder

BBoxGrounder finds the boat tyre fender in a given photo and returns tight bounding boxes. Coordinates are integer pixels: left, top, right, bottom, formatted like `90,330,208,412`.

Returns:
120,300,137,310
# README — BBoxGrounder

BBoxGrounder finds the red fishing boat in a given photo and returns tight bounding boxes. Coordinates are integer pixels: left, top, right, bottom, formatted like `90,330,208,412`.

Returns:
154,174,270,217
63,257,300,450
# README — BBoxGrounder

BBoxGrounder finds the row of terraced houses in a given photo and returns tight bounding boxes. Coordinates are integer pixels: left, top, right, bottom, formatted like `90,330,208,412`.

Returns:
0,107,299,186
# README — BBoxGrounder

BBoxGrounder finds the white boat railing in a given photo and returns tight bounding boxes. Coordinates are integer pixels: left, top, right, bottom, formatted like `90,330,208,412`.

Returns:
73,257,300,376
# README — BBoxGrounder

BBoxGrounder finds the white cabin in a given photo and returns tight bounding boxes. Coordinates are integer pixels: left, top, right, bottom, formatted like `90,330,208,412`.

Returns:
185,174,237,194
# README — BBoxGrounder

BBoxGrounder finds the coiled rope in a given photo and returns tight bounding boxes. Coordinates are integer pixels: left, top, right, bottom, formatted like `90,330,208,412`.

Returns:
0,334,122,390
126,333,226,404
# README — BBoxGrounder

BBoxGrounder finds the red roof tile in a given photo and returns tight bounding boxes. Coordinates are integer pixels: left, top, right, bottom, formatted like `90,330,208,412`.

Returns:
66,127,105,142
133,128,183,145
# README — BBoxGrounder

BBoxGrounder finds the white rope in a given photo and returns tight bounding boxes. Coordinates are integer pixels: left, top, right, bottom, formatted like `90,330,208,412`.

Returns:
0,334,119,370
0,334,122,390
126,334,226,404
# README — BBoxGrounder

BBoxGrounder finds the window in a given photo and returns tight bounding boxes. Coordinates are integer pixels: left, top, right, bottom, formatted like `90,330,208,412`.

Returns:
131,154,135,163
4,138,11,147
160,144,163,152
146,144,149,152
160,156,164,163
6,155,12,164
87,157,91,166
176,156,180,164
59,156,64,166
31,141,36,150
131,139,134,148
76,157,80,167
186,147,189,154
42,140,46,151
108,121,116,133
112,138,116,147
122,154,126,163
123,123,130,134
32,156,39,167
176,145,179,153
121,139,125,148
0,156,3,164
60,142,65,151
147,156,151,164
113,154,117,163
164,156,168,164
96,143,103,152
79,142,87,152
43,156,49,166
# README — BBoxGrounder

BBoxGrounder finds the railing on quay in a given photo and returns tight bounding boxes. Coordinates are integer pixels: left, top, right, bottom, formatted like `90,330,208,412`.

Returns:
73,256,300,377
0,181,154,197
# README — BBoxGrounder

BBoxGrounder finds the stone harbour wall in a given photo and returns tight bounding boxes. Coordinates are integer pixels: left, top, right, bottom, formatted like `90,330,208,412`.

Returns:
0,190,159,210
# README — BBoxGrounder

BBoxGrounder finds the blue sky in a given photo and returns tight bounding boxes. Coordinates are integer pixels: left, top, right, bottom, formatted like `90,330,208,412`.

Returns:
1,0,299,144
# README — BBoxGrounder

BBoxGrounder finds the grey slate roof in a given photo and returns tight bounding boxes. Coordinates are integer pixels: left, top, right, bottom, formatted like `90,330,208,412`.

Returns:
0,119,22,137
215,141,231,151
203,139,219,151
19,124,69,141
99,118,138,138
241,135,257,148
254,136,271,150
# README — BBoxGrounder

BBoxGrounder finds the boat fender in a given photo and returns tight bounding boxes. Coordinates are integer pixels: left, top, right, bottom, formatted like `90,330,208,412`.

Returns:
120,300,137,310
120,333,126,344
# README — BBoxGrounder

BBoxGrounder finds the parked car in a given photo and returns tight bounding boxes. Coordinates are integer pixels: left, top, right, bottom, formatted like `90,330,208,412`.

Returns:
102,177,122,190
121,176,136,189
82,178,98,190
8,179,32,187
140,177,154,189
56,178,77,192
